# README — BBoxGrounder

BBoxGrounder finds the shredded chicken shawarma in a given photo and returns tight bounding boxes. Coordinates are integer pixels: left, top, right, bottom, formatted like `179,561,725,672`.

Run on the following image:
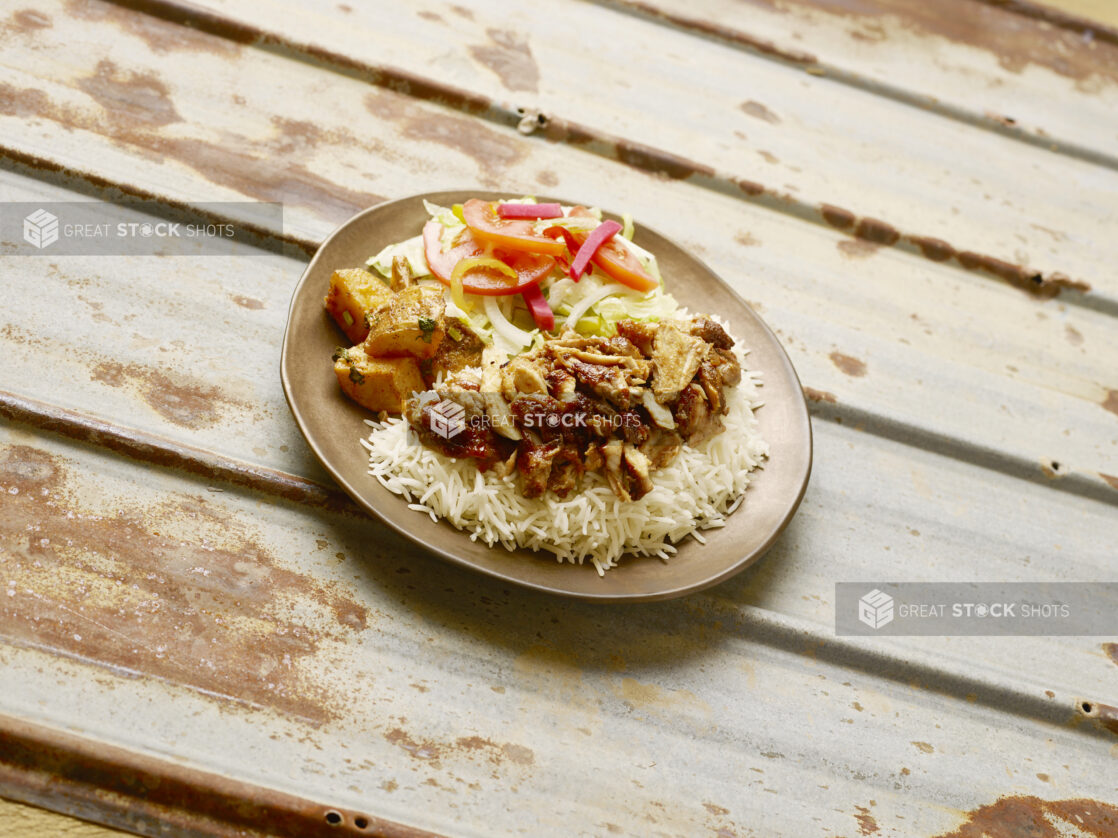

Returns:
406,316,741,501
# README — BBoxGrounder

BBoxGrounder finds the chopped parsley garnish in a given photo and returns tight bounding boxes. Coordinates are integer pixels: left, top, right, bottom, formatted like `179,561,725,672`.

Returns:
418,315,437,342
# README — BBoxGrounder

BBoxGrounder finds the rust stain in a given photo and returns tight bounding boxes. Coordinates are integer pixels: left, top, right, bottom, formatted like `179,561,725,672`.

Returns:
76,59,182,129
66,0,240,55
773,0,1118,89
956,251,1086,298
468,29,539,94
821,204,856,230
735,177,766,196
854,217,900,246
0,444,368,724
0,73,380,221
739,100,780,123
613,138,715,180
1084,700,1118,736
1102,389,1118,418
804,387,837,403
229,294,265,310
2,9,52,34
829,352,867,377
363,91,525,184
90,360,248,429
1102,643,1118,665
984,111,1017,128
933,795,1118,837
854,805,879,836
909,235,955,262
911,741,934,753
0,388,356,516
385,728,441,761
838,239,880,259
384,727,534,768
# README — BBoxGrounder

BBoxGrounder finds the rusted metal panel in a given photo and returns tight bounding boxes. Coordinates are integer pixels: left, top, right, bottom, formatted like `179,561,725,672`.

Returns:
601,0,1118,161
0,0,1116,835
107,0,1118,302
1,393,1116,836
0,14,1114,491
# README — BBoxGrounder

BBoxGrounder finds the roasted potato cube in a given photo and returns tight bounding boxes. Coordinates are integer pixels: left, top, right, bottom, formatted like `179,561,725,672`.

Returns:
324,268,394,344
333,348,424,413
364,285,445,359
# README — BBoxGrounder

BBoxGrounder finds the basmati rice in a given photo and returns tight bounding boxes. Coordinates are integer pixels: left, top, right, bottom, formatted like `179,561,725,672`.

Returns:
360,335,769,575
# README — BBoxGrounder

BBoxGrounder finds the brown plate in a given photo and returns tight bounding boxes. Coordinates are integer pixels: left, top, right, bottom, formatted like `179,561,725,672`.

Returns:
281,190,812,602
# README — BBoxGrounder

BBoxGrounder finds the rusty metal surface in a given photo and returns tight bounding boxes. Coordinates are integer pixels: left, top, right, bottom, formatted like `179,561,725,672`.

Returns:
0,0,1117,835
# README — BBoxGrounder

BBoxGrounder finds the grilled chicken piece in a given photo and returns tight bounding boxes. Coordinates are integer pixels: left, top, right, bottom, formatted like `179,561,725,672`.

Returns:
710,347,742,387
641,389,676,430
651,322,707,404
619,411,651,447
564,357,637,409
406,391,513,471
601,439,629,501
623,444,655,500
546,368,577,399
697,358,724,415
583,443,605,473
689,316,734,350
517,435,560,498
547,444,583,498
674,382,724,445
501,356,549,401
641,430,683,470
616,319,656,356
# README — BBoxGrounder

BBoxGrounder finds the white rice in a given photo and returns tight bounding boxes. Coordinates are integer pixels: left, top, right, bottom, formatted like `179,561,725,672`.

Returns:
360,335,769,575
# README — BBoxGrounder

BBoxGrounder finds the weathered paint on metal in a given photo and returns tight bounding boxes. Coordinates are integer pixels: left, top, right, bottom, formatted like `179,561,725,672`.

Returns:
0,0,1116,835
3,0,1118,308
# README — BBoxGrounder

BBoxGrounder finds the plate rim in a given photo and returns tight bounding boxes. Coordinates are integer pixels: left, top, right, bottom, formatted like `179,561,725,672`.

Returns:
281,190,813,602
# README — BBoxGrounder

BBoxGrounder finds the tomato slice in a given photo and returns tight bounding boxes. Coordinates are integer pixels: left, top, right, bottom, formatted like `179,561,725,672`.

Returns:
462,199,567,257
422,221,555,296
568,207,658,293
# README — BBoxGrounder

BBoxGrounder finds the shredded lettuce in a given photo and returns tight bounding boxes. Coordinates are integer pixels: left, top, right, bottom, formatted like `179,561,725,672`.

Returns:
367,234,430,279
422,199,460,228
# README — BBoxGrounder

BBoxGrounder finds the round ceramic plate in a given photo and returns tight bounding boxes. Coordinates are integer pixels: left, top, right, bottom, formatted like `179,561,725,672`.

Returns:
281,190,812,602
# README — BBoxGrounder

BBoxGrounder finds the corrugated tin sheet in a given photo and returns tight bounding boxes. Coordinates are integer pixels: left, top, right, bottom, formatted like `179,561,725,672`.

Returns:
1,0,1116,835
